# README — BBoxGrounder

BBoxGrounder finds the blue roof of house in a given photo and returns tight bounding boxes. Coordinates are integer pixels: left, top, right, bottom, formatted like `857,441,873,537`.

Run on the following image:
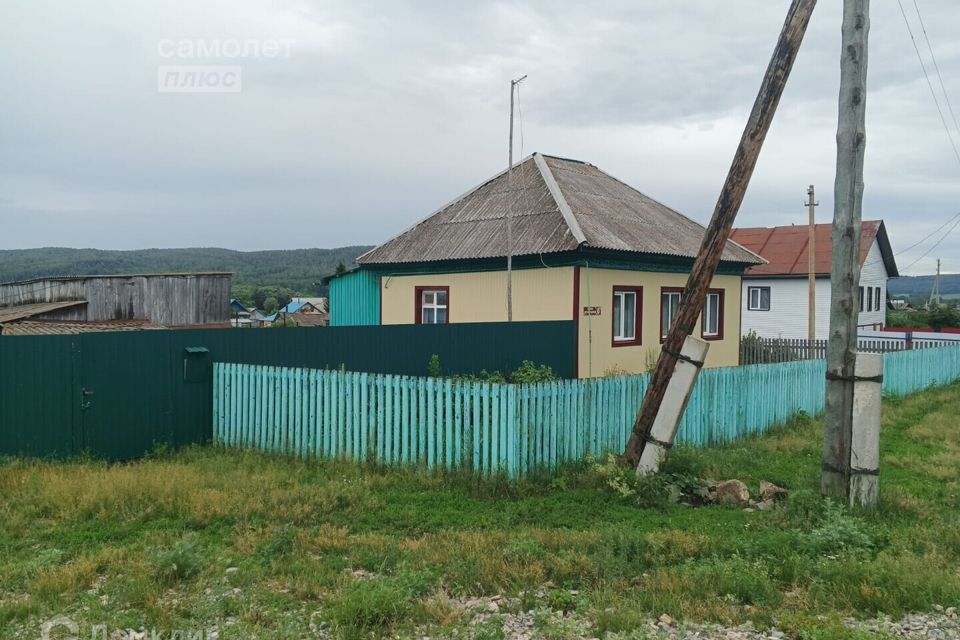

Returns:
280,301,312,314
230,299,249,312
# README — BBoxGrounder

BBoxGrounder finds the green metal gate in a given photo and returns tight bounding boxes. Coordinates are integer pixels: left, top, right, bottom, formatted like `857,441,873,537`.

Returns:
0,321,576,460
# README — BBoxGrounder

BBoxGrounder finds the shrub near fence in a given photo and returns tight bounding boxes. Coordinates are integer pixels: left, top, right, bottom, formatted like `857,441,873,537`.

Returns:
214,346,960,477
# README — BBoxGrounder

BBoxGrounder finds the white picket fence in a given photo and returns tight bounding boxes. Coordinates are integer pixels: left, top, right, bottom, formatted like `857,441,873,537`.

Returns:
858,329,960,350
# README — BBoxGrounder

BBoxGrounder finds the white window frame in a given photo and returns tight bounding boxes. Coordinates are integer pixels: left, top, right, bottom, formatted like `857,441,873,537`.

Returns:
703,291,721,338
613,289,638,343
661,290,682,339
419,289,448,324
747,286,770,311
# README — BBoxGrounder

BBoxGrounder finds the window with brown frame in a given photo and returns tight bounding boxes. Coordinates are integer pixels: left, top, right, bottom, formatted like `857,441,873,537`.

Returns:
415,286,449,324
701,289,724,340
612,286,642,347
660,287,683,340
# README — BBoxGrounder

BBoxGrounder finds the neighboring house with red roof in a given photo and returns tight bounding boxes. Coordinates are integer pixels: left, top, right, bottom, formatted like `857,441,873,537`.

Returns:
730,221,898,340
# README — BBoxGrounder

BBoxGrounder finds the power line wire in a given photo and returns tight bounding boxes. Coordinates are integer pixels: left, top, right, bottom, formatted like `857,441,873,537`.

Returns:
911,0,960,142
894,211,960,256
899,216,960,273
896,0,960,166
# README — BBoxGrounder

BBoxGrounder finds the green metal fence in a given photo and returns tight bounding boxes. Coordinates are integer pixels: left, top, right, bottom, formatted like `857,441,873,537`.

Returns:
212,346,960,476
0,321,575,459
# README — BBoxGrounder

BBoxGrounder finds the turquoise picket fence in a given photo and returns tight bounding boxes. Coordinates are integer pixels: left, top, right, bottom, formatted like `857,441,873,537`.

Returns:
881,345,960,396
212,346,960,476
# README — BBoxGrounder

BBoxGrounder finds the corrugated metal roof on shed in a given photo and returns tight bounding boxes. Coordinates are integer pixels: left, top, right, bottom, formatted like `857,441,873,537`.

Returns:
359,153,763,266
0,301,88,324
0,320,164,336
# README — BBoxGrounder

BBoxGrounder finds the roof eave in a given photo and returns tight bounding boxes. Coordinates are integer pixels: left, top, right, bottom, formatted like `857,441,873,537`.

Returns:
874,221,899,277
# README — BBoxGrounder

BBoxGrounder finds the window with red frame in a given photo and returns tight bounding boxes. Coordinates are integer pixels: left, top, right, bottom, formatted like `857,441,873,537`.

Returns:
612,286,642,346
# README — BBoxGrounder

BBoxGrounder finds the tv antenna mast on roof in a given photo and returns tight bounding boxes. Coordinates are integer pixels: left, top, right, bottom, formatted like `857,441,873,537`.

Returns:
506,74,527,322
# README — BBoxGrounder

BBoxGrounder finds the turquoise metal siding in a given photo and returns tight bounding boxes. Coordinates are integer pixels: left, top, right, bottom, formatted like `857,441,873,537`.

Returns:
330,270,380,326
213,346,960,476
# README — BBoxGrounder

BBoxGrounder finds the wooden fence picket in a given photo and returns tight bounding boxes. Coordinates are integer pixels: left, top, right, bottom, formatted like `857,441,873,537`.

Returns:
213,346,960,475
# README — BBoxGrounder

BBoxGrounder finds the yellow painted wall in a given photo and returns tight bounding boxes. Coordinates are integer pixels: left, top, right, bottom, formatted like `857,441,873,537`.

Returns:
380,267,575,325
576,268,742,376
377,265,742,377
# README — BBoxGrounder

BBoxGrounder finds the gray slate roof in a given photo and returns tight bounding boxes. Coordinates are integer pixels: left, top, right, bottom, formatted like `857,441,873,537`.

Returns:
359,153,762,265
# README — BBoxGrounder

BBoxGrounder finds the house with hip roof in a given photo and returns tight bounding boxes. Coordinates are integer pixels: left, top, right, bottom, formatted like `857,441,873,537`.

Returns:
328,153,764,377
730,220,899,340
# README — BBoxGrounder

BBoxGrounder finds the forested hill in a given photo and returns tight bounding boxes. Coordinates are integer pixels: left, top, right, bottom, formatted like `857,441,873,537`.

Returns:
888,274,960,297
0,246,374,293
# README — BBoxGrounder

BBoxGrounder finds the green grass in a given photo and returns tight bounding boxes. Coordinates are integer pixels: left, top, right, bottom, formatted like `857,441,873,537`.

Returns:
1,383,959,639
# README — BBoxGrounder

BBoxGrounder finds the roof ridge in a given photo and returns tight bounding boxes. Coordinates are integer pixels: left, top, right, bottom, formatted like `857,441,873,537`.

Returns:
533,153,587,246
734,220,884,233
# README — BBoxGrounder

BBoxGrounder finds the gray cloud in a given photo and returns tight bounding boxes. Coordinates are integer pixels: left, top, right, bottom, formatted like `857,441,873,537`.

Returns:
1,0,958,275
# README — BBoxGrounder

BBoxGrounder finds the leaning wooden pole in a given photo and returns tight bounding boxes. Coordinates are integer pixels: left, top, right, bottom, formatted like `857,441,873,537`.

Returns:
823,0,870,500
623,0,818,468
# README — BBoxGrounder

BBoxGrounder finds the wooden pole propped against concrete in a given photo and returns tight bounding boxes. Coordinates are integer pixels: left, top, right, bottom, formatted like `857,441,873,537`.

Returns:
849,352,882,508
823,0,870,500
636,336,709,475
623,0,818,469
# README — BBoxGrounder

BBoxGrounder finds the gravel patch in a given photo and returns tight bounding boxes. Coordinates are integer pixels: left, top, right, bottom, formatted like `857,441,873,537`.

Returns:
437,594,960,639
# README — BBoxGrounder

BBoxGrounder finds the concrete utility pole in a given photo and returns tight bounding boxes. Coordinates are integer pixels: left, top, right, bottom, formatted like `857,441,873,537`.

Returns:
823,0,872,501
506,74,527,322
931,258,941,305
807,185,819,348
623,0,818,470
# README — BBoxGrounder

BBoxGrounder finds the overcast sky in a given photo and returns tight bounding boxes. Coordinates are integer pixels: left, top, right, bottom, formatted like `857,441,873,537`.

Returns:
2,1,958,275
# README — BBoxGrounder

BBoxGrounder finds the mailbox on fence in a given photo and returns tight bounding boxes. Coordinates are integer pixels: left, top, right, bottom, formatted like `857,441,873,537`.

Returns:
183,346,210,383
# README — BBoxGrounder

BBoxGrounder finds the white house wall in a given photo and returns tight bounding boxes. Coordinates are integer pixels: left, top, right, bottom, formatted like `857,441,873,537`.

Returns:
741,278,832,339
857,240,888,328
741,238,889,340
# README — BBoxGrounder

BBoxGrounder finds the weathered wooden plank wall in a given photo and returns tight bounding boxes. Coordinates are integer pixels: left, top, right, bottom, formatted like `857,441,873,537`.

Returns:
0,274,232,325
213,346,960,476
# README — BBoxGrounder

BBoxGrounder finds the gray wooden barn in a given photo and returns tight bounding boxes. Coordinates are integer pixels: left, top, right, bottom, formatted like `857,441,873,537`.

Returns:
0,272,232,331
